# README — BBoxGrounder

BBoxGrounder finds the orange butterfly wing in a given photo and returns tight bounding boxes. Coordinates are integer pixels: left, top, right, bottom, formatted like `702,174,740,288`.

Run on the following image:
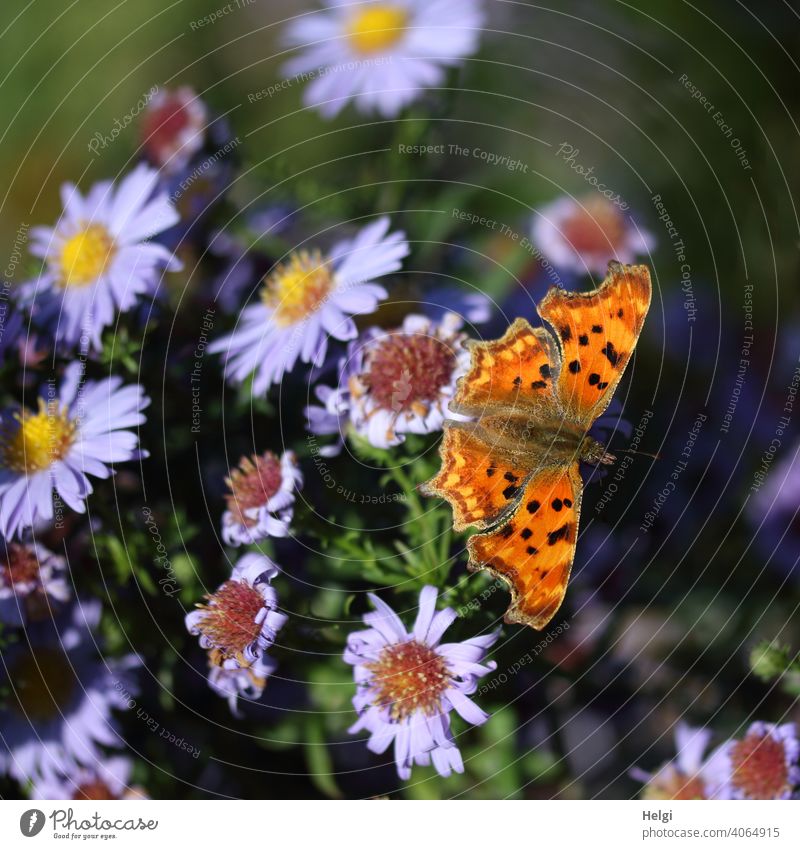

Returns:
468,464,583,629
538,262,651,424
449,318,562,416
420,423,530,531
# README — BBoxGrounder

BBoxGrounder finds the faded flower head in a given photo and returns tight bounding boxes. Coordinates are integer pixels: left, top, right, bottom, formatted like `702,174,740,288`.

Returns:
186,553,287,713
306,312,469,453
222,449,302,546
0,539,71,626
532,194,654,276
707,722,800,800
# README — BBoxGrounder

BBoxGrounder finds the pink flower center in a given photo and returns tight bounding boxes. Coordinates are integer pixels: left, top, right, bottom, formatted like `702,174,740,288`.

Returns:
366,640,449,721
730,729,790,799
195,580,266,660
560,196,627,256
225,452,283,528
141,93,194,166
1,544,40,586
362,332,456,413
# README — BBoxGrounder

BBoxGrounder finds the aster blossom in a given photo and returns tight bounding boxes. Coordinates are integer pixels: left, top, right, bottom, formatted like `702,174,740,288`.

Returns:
532,194,654,277
185,553,287,713
0,600,141,785
221,449,302,546
210,216,408,393
705,721,800,800
0,362,149,539
284,0,485,118
0,538,71,626
22,163,181,351
630,723,715,800
344,585,498,780
306,312,469,454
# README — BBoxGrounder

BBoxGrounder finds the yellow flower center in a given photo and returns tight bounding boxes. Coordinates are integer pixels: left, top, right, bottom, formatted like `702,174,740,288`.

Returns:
260,250,335,328
58,224,115,288
1,399,77,474
348,5,409,54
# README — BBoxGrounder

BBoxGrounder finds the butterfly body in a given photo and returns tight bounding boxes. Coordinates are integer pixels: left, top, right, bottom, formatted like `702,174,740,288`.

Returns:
422,262,652,630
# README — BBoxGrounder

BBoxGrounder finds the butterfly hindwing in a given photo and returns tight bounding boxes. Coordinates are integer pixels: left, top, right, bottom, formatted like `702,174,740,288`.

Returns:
538,262,651,425
467,463,583,629
449,318,562,416
420,422,531,532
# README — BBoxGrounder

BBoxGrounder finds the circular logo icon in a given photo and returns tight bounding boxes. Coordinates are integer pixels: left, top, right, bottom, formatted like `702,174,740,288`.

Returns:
19,810,46,837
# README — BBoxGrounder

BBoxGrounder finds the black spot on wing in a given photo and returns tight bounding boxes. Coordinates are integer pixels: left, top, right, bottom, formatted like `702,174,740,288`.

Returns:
588,373,600,386
591,324,603,333
568,360,581,374
486,467,496,477
512,376,522,386
552,498,563,511
503,484,520,500
500,524,514,539
547,524,571,546
526,546,538,556
520,528,533,540
531,380,547,390
539,363,551,379
601,341,620,367
559,326,572,342
504,472,518,483
578,334,589,346
563,498,572,508
526,499,541,514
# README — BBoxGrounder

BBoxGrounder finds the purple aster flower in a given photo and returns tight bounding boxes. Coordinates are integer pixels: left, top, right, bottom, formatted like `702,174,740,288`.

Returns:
630,722,715,800
0,539,71,626
705,722,800,800
221,450,302,546
0,599,140,785
209,216,408,393
284,0,485,118
306,312,470,454
21,164,181,352
0,362,149,539
344,585,498,780
532,194,654,277
185,553,287,712
30,755,148,800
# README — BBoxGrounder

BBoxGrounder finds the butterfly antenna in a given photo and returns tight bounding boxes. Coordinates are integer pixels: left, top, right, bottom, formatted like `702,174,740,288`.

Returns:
617,448,660,460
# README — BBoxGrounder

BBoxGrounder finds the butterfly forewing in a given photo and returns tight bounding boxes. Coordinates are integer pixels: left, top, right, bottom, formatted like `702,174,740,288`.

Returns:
450,318,562,417
538,262,651,425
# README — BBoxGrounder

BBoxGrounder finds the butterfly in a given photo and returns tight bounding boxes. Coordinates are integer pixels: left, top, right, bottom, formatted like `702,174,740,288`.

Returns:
421,261,652,630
